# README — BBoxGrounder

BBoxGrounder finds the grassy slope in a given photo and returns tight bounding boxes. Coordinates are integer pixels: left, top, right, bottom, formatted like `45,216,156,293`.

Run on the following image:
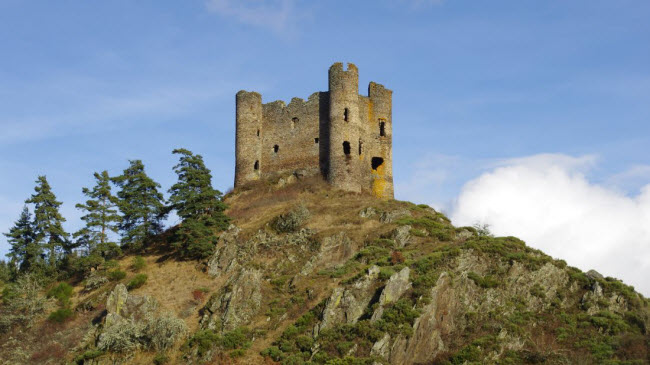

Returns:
1,177,648,364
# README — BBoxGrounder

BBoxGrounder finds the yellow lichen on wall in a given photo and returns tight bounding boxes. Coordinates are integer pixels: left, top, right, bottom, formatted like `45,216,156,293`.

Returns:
371,162,387,198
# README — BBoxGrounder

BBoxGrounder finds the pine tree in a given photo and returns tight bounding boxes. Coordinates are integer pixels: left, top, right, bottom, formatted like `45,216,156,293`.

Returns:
25,176,69,269
168,148,229,259
3,206,41,274
112,160,166,250
0,260,10,283
74,171,122,260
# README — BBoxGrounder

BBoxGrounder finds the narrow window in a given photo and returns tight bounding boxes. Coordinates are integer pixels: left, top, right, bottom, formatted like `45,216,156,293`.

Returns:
256,129,260,137
314,138,319,144
254,160,259,170
358,140,363,155
273,145,279,153
343,141,351,155
372,157,384,170
344,108,349,122
379,120,386,137
292,117,299,129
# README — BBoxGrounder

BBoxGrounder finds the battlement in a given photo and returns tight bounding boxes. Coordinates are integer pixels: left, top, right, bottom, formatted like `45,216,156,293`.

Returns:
234,63,393,199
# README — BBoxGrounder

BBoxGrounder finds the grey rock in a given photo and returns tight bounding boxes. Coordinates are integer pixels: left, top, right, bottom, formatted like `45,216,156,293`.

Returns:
320,266,380,331
359,207,377,218
371,267,412,321
380,209,411,223
201,268,263,332
392,225,412,248
586,269,604,280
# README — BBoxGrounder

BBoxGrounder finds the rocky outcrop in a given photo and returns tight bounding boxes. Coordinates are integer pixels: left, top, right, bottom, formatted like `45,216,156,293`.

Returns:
104,284,158,327
391,225,411,248
387,273,457,364
318,266,381,332
380,209,411,223
301,232,358,275
207,225,242,277
371,267,412,321
201,267,263,332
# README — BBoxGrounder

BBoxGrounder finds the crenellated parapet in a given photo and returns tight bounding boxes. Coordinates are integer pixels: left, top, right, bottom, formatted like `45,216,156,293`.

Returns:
233,63,394,199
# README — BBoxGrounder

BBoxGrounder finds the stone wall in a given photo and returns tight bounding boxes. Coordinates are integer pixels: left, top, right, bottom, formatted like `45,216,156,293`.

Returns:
234,62,394,199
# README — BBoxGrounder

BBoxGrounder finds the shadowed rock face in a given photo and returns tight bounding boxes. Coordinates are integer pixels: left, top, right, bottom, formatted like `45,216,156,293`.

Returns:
201,267,263,332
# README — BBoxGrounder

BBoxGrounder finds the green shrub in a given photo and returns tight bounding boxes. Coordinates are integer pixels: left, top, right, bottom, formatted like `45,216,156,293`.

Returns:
261,346,284,361
230,349,245,358
47,282,74,306
271,205,309,233
132,256,146,272
144,313,188,350
188,327,251,358
48,307,73,323
108,270,126,281
467,272,499,289
74,349,104,363
127,274,148,290
375,299,420,336
104,260,119,269
153,353,169,364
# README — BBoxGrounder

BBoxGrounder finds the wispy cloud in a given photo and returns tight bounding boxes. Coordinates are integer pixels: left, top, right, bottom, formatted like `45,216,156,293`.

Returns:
205,0,298,34
0,81,233,144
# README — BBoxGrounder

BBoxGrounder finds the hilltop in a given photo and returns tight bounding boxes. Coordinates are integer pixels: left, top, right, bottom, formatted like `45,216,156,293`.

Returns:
1,176,649,364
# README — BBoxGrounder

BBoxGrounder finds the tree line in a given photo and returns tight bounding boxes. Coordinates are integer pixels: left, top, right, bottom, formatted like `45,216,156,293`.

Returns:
1,148,229,282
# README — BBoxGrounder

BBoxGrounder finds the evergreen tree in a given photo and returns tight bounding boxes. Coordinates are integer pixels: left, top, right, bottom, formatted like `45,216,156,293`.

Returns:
112,160,166,249
25,176,69,269
74,171,122,260
168,148,229,259
3,206,41,274
0,260,10,283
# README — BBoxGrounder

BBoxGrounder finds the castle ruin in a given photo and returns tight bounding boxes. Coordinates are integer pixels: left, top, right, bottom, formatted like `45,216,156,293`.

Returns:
234,62,393,199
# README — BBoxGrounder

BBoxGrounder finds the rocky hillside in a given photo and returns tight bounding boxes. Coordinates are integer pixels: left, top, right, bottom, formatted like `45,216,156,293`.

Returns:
1,177,649,364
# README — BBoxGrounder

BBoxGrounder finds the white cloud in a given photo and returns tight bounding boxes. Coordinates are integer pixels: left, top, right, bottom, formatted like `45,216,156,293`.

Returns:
451,154,650,296
205,0,297,34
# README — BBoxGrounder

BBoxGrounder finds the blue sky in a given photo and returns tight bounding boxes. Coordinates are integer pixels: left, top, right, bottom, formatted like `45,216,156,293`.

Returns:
1,1,649,293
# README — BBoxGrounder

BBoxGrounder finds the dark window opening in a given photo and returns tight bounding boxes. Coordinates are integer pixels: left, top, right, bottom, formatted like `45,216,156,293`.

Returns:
358,140,363,155
379,120,386,137
292,117,299,129
256,129,260,137
343,141,351,155
254,160,259,170
273,145,279,153
344,108,349,122
314,138,319,144
371,157,384,170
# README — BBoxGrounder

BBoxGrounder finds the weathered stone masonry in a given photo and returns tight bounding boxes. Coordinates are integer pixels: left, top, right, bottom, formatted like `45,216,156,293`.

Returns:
234,62,394,199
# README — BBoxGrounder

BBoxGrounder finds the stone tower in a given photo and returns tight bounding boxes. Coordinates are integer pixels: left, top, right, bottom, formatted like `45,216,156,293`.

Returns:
234,62,394,199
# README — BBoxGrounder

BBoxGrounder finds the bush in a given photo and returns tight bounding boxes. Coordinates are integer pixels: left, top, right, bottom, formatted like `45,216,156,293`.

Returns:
153,353,169,364
127,274,148,290
0,274,46,329
132,256,146,272
144,313,188,351
390,251,405,265
271,205,310,233
47,282,74,307
97,320,143,352
261,346,284,361
108,270,126,281
467,272,499,289
48,307,73,323
83,274,108,291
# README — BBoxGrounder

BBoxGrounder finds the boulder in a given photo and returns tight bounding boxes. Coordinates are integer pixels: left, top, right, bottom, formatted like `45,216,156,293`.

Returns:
320,266,381,331
371,267,412,321
201,268,263,332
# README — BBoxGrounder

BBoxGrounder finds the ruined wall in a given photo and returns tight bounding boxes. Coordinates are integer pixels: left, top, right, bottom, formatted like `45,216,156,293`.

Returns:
234,63,394,199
